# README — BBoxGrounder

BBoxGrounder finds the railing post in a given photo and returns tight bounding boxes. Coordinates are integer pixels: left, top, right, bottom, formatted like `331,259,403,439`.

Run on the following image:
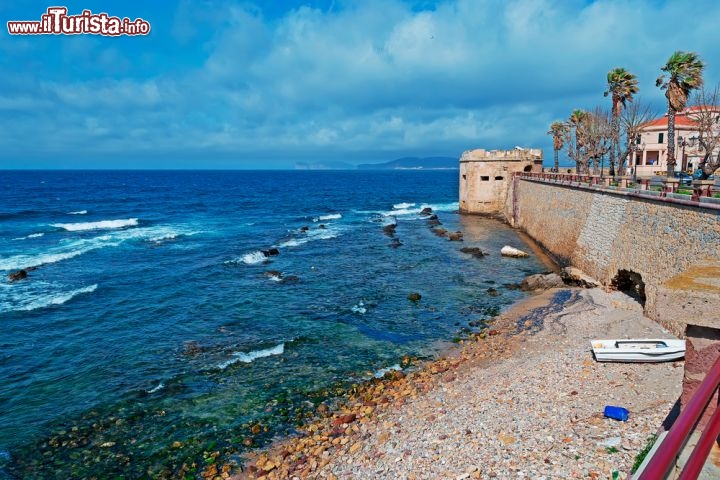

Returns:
662,177,680,196
636,355,720,480
692,179,714,199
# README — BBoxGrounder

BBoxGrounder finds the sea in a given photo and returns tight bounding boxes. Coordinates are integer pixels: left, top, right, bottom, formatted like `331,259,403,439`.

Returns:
0,170,551,479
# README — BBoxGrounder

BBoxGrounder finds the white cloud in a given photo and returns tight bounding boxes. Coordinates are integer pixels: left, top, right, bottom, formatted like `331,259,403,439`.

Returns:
3,0,720,167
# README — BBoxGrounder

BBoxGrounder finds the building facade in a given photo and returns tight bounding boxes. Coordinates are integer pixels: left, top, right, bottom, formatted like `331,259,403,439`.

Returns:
632,105,720,177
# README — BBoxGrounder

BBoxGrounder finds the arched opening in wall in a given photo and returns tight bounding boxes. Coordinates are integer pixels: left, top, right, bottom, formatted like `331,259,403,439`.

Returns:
523,165,532,172
611,269,646,306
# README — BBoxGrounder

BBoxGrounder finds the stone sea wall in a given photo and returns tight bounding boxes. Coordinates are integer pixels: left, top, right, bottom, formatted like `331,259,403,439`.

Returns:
507,177,720,336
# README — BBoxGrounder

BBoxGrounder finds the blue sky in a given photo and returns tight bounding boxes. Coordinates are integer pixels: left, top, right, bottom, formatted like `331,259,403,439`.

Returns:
1,0,719,169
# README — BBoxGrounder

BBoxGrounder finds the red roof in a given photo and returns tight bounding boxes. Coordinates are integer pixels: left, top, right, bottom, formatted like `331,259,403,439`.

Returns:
640,115,698,129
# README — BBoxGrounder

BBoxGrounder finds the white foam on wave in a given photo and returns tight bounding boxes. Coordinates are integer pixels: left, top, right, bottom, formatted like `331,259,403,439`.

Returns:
68,210,88,215
312,213,342,222
278,225,342,248
373,364,401,378
0,283,97,313
52,218,138,232
147,382,164,394
217,343,285,370
237,251,268,265
393,202,416,209
351,301,367,314
267,273,283,282
380,201,459,217
12,232,45,241
0,225,196,271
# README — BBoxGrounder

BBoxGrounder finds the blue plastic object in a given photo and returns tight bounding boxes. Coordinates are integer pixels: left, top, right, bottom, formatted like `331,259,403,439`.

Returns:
604,405,629,422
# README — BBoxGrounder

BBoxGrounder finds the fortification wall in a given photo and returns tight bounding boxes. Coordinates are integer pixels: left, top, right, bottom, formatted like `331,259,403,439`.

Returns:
510,178,720,336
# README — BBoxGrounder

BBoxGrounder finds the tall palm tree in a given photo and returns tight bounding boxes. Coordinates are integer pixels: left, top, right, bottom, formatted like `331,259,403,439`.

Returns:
547,121,568,172
568,109,588,173
656,51,705,176
604,68,639,176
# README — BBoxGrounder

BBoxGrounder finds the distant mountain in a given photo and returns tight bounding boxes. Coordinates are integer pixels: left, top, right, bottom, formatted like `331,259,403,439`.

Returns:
356,156,458,170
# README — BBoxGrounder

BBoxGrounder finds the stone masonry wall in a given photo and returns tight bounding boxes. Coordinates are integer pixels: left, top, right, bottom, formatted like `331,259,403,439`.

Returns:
510,178,720,335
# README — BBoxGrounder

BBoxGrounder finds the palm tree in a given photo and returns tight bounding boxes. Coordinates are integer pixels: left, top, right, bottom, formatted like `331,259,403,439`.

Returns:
568,109,588,173
547,121,568,172
604,68,639,176
656,51,705,176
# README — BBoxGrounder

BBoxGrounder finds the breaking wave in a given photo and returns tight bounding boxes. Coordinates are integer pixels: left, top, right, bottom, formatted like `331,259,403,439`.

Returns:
52,218,139,232
1,283,98,313
12,232,44,241
393,202,415,209
68,210,88,215
277,225,342,248
381,202,459,217
312,213,342,222
0,225,195,271
217,343,285,369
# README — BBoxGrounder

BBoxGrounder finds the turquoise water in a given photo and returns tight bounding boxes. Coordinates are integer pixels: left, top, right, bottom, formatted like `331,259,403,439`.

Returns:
0,170,549,478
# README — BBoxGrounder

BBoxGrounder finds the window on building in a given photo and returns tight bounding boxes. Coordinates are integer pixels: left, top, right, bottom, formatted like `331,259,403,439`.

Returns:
523,165,532,172
494,176,504,181
462,174,467,180
658,132,664,143
636,135,641,145
480,176,489,181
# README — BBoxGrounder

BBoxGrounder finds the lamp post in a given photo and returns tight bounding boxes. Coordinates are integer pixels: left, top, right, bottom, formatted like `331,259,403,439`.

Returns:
678,135,688,172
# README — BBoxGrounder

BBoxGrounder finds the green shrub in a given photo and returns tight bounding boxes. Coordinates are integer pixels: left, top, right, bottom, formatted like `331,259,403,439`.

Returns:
631,434,657,473
677,189,693,195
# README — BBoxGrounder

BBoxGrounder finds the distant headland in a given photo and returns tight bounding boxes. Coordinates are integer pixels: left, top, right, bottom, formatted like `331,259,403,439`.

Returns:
294,156,458,170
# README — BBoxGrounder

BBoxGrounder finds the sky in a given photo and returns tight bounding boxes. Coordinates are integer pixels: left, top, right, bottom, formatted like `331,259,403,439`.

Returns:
1,0,719,169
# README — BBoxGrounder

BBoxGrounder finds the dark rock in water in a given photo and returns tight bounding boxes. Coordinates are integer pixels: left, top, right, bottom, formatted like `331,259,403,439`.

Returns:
503,283,521,290
460,247,486,258
428,214,438,220
447,231,464,241
26,266,38,272
263,270,283,278
182,341,205,356
318,224,326,229
420,207,433,216
383,224,397,237
520,273,565,291
407,292,422,302
427,218,442,227
389,238,403,248
432,228,448,237
262,248,280,257
486,287,500,296
8,269,28,282
300,226,309,232
281,275,300,284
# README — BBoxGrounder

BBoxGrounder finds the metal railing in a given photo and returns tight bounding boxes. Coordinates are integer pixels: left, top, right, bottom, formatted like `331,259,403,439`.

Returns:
515,172,720,209
635,355,720,479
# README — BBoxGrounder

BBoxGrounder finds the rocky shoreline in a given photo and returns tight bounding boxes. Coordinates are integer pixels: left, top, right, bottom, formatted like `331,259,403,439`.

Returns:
223,286,683,480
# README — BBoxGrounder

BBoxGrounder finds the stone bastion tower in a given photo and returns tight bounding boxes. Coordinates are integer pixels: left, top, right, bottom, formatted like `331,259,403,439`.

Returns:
459,147,543,214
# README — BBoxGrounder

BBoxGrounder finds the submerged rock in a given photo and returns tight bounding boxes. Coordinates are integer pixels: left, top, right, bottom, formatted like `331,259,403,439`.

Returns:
432,228,448,237
420,207,433,216
383,224,397,237
389,238,403,248
447,231,463,242
407,292,422,302
8,269,28,282
500,245,529,258
262,248,280,257
460,247,486,258
486,287,500,296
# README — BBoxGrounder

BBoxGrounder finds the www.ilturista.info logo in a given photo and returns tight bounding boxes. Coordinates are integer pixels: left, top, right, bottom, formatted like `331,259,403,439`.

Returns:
7,7,150,36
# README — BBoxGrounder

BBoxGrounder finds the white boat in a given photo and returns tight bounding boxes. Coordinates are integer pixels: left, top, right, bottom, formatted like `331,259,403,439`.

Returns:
591,339,686,363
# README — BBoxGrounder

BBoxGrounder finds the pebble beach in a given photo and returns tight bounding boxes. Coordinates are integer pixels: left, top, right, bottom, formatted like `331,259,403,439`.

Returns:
232,286,683,480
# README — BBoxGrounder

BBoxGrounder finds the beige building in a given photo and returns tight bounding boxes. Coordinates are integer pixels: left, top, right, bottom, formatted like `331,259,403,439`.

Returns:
459,148,543,214
632,105,720,177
